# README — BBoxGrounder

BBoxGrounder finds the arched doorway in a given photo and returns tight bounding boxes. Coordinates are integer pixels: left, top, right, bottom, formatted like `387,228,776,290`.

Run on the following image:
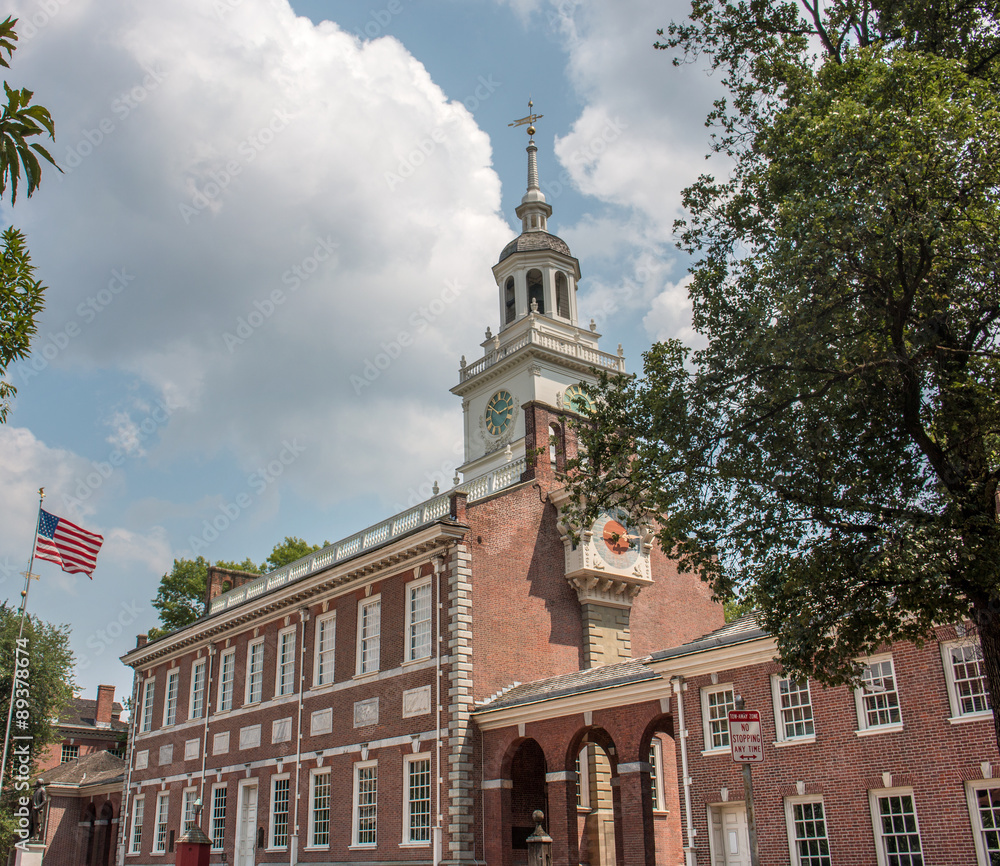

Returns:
79,803,96,866
508,739,547,865
99,800,115,866
569,727,621,866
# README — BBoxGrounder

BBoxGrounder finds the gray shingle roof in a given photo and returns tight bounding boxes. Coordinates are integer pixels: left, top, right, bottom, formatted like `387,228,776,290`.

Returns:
39,750,126,787
647,611,767,662
498,231,573,263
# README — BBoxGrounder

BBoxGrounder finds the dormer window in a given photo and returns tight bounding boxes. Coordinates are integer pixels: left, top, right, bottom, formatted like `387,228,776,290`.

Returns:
505,278,516,324
527,269,544,315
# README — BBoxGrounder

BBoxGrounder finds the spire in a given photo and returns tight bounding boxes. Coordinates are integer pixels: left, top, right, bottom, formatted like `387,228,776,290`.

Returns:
508,100,552,234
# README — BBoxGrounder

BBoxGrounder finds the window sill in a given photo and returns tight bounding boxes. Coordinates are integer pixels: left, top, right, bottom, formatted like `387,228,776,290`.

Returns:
948,712,992,725
773,735,816,747
402,655,432,667
302,846,329,852
310,682,336,694
855,723,903,737
398,842,432,848
264,847,288,853
353,671,380,682
349,844,378,850
700,747,730,757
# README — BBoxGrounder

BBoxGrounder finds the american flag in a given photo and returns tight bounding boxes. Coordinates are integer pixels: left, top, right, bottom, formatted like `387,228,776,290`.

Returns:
34,509,104,578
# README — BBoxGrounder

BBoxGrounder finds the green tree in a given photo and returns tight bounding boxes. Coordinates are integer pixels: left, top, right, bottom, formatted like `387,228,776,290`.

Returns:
0,604,75,851
0,16,58,421
567,0,1000,741
263,536,322,572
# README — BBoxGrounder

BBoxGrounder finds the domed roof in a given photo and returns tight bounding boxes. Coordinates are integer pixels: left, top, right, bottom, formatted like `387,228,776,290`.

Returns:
498,231,573,264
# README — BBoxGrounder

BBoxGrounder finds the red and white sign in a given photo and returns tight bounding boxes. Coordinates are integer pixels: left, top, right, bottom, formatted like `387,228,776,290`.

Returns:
728,709,764,763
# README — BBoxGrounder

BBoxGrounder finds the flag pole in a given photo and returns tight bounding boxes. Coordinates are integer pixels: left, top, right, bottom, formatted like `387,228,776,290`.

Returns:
0,488,45,796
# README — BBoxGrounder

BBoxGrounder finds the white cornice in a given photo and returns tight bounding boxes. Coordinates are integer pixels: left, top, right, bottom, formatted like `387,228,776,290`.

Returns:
646,636,779,679
121,523,466,669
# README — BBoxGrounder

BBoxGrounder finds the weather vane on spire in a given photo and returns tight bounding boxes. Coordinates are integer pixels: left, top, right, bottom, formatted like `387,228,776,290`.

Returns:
508,99,543,138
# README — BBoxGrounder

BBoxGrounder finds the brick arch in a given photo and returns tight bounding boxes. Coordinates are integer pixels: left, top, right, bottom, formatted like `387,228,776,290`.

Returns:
99,800,115,866
565,725,620,775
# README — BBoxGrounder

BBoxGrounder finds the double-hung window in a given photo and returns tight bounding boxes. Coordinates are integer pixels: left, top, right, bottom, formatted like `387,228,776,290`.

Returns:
218,648,235,712
855,656,902,732
943,640,991,719
140,678,155,733
649,738,665,811
276,627,296,696
968,780,1000,866
309,769,331,848
128,794,144,855
153,792,169,854
353,760,378,846
313,612,336,687
210,784,227,851
182,787,198,832
406,580,432,662
270,775,290,849
189,659,206,720
404,755,431,844
357,596,381,675
773,675,815,741
246,638,265,704
785,797,831,866
870,789,924,866
163,669,179,727
701,685,735,751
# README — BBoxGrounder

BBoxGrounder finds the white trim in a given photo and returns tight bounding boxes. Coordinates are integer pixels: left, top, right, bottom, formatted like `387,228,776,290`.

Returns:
234,779,259,866
245,637,265,704
357,595,382,676
647,637,778,679
128,793,144,855
967,778,1000,866
701,683,735,751
275,625,297,697
576,747,590,810
162,669,179,727
217,648,236,712
784,795,830,866
771,674,815,742
269,773,291,850
352,758,379,847
942,638,992,720
152,791,169,854
308,768,332,848
209,782,227,851
313,611,337,688
854,654,901,733
402,752,431,846
649,738,666,813
405,577,432,663
181,786,198,834
188,658,206,721
869,787,923,866
140,678,155,734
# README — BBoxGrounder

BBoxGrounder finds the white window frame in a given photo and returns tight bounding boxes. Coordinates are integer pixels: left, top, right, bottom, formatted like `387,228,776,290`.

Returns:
153,791,169,854
163,669,179,727
649,737,666,812
854,655,903,733
942,638,992,721
128,793,144,855
61,743,79,763
869,787,924,866
313,611,336,687
402,753,431,845
405,578,432,662
189,659,206,720
352,759,378,847
968,779,1000,866
140,677,155,733
307,768,331,849
701,684,735,753
784,795,831,866
576,746,590,810
218,648,235,712
269,774,291,850
210,783,227,851
771,674,816,743
181,786,198,833
357,595,381,676
276,626,297,696
246,637,265,704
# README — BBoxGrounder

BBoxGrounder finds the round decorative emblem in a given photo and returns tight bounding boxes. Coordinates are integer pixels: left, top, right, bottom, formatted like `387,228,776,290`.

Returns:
594,508,640,570
563,384,594,414
485,389,515,436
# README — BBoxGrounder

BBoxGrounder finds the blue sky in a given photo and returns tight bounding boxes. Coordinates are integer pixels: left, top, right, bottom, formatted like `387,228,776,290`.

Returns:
0,0,723,704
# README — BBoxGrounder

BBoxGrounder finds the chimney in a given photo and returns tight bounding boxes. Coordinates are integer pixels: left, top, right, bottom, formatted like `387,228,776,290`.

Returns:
136,634,148,648
96,685,115,728
205,565,261,613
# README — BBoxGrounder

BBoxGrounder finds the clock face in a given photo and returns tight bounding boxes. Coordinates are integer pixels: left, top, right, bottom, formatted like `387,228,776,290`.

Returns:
563,384,594,414
485,389,515,436
594,508,640,570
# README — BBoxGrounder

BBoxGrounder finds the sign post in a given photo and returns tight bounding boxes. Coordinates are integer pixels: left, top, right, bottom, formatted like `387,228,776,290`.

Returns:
730,697,762,866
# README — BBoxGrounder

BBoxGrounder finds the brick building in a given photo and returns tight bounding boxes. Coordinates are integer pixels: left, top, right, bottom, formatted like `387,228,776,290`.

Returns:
37,684,127,773
117,127,723,866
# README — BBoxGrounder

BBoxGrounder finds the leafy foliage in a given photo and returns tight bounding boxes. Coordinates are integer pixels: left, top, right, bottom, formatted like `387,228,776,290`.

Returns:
263,536,322,572
0,228,43,421
568,0,1000,738
0,603,75,852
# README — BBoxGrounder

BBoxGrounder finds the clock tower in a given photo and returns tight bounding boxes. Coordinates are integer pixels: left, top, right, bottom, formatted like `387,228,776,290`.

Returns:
452,107,626,479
